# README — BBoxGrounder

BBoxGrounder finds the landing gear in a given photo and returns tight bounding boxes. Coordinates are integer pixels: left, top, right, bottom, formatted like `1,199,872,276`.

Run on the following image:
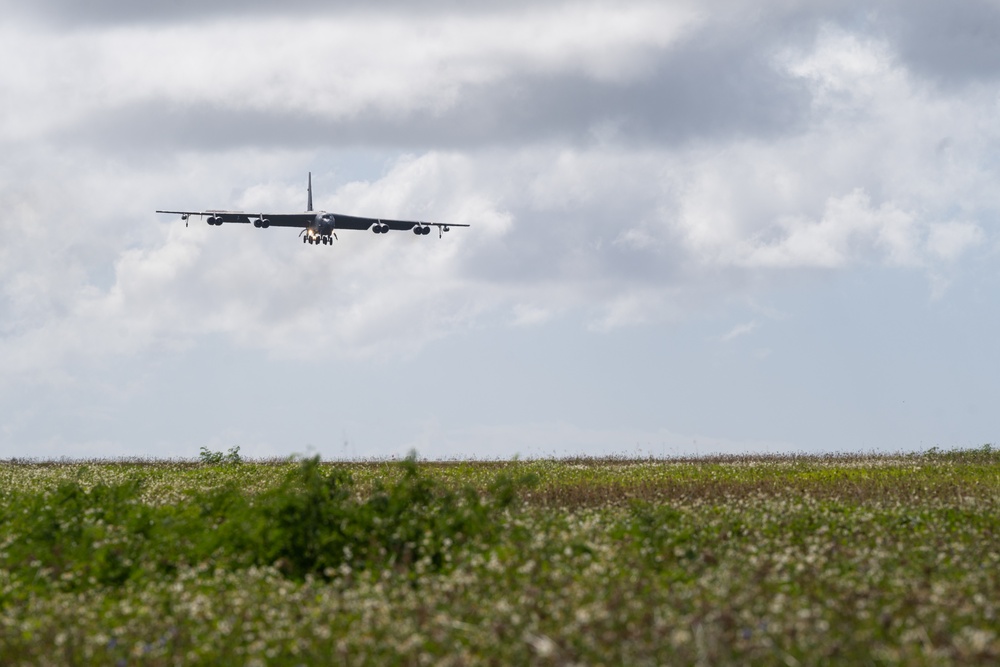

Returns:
298,227,336,247
303,233,334,247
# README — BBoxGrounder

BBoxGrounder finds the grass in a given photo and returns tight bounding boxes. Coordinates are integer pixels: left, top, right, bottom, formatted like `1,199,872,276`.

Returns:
0,448,998,665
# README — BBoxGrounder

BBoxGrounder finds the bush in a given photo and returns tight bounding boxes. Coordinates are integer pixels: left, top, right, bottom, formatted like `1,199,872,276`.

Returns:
199,445,242,465
0,456,534,596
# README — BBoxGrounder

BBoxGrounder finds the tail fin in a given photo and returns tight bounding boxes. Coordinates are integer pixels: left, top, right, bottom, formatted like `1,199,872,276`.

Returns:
307,172,313,211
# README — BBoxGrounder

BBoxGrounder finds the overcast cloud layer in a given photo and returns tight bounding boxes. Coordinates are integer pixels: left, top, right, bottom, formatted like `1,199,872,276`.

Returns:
0,1,997,457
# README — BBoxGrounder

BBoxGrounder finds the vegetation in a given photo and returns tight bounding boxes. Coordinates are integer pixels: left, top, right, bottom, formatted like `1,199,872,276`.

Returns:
0,448,998,665
197,446,242,466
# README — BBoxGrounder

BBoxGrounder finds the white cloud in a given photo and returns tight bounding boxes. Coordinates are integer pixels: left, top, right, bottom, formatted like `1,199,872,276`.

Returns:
785,27,894,108
510,304,553,327
718,321,758,342
734,189,918,269
0,4,703,143
0,2,997,387
925,221,985,261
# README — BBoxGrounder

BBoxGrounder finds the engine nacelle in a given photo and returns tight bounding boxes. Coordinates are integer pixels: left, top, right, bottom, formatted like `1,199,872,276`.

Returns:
207,216,221,226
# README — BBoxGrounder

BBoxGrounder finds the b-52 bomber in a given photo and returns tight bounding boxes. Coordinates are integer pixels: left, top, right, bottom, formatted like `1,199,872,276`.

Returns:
157,173,468,246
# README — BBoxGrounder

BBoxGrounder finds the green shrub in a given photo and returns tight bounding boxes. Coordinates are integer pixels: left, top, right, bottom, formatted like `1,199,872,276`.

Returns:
199,445,242,465
0,456,532,597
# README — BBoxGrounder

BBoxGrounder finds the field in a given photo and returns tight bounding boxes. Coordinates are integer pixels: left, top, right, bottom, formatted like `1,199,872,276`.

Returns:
1,448,998,665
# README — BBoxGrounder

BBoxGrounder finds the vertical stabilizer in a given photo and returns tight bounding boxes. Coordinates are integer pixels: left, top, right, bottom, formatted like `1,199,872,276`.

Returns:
307,172,313,211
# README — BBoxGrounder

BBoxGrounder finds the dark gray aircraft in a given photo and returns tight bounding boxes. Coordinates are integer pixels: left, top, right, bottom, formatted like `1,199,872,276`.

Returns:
157,173,468,246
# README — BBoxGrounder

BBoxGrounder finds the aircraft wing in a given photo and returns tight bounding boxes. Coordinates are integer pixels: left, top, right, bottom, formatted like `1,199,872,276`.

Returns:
325,214,468,231
264,213,469,231
155,210,257,224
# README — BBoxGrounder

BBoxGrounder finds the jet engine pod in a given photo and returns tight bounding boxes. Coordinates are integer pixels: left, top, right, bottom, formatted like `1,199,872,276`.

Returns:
207,216,220,226
260,218,270,229
413,225,422,235
253,220,261,228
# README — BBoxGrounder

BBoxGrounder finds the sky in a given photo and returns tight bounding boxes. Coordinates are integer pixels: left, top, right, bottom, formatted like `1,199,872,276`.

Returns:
0,1,998,459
